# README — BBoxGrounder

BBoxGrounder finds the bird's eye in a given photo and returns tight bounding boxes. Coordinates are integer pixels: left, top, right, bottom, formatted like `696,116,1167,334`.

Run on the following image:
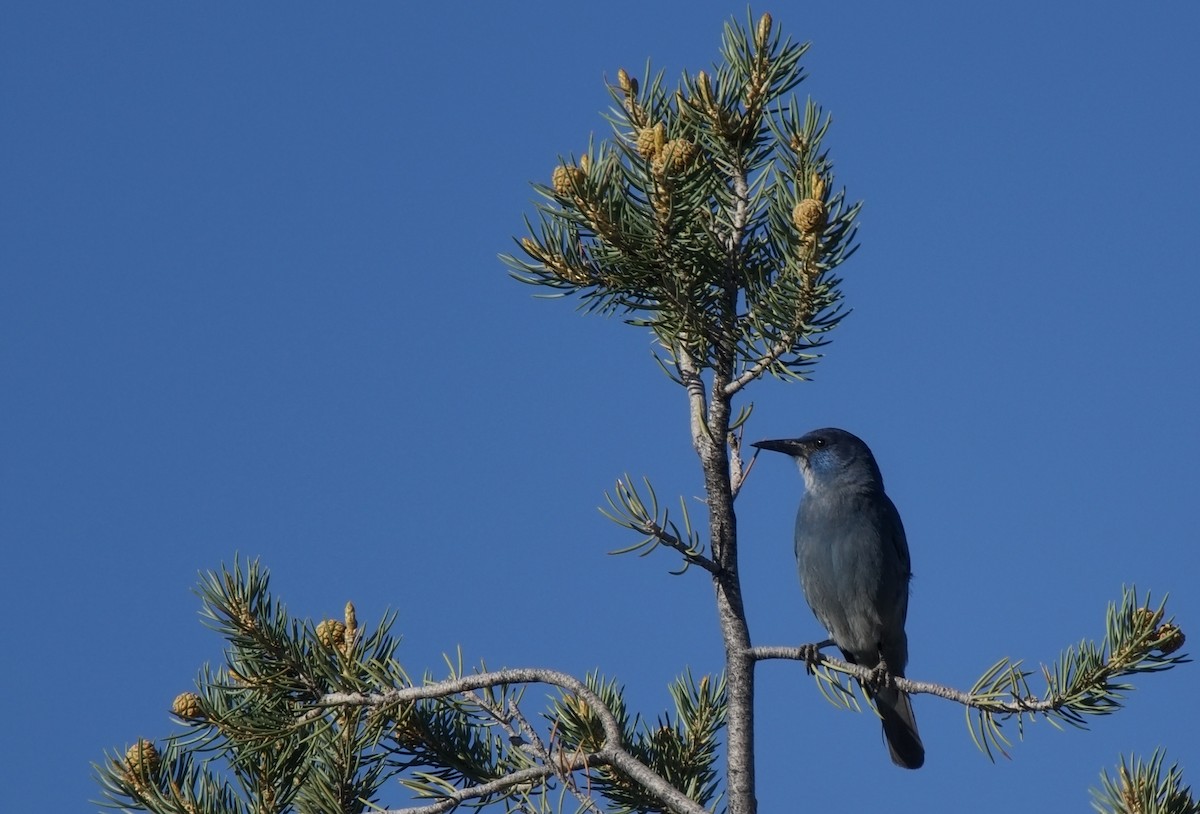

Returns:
813,438,826,448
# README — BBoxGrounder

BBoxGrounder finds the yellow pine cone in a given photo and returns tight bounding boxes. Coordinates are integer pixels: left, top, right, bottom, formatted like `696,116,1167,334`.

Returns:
316,618,347,650
172,692,204,720
653,138,698,175
636,124,662,159
124,739,161,778
552,163,586,195
792,198,827,235
638,126,657,159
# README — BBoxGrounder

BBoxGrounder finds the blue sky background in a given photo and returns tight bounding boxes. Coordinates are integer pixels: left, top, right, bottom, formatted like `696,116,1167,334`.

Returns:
3,3,1198,812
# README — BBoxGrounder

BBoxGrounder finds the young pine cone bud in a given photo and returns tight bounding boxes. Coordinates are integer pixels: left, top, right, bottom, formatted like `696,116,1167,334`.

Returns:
811,173,828,201
792,198,827,236
756,13,772,49
344,601,358,643
172,692,204,720
696,70,714,107
617,68,638,96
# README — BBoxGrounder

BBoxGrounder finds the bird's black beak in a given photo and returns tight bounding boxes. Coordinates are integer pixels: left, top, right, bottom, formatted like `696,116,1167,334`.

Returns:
751,438,806,456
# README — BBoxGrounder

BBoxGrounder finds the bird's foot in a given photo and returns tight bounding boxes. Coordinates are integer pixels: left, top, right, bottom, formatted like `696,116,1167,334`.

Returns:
865,657,897,694
797,639,835,675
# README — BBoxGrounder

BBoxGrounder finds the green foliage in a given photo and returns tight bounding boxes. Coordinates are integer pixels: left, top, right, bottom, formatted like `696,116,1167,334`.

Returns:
95,560,400,814
1091,751,1199,814
388,654,543,803
503,11,860,386
95,560,725,814
964,587,1189,760
549,671,726,814
600,474,708,573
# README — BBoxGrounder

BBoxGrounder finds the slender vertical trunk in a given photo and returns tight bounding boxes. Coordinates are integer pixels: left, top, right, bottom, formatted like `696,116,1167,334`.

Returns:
682,340,755,814
712,164,756,814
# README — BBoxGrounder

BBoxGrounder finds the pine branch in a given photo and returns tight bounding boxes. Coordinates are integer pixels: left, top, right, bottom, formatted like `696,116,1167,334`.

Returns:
601,474,717,575
322,668,711,814
749,587,1189,761
1091,751,1199,814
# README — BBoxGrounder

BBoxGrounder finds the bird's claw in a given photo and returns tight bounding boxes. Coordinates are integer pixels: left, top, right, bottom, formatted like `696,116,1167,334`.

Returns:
797,641,830,675
865,657,896,694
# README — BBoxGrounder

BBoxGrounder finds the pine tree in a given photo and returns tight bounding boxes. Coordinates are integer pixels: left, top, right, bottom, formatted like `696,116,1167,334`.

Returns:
96,13,1193,814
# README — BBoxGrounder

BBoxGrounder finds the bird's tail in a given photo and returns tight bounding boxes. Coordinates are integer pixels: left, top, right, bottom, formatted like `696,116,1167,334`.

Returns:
873,685,924,769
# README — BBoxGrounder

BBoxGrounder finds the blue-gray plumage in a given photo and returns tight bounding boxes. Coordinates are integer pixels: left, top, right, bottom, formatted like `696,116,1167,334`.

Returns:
753,427,924,769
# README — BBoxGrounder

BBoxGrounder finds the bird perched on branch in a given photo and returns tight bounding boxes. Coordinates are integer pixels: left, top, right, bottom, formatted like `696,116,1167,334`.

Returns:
753,427,924,769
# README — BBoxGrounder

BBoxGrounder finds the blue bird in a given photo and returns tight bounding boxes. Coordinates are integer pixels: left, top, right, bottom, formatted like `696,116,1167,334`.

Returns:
753,427,924,769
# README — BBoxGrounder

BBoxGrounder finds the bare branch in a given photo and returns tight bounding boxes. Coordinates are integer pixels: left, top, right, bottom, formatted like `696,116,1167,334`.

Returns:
677,347,712,459
727,432,745,497
320,668,711,814
383,761,587,814
728,431,758,500
722,331,800,396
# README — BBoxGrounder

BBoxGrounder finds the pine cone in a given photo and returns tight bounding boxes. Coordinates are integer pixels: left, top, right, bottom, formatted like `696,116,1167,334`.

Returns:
316,619,346,649
792,198,827,235
172,692,204,720
124,739,161,778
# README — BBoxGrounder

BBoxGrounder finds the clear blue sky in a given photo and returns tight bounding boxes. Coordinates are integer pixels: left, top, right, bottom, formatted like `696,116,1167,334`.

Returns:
2,3,1197,812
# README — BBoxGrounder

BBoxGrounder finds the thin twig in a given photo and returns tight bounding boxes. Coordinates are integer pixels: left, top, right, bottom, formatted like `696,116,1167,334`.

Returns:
465,688,605,814
640,518,719,574
723,331,799,396
384,761,587,814
319,668,710,814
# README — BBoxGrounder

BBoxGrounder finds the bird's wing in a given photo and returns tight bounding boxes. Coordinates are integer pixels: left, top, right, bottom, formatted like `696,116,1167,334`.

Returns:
883,494,911,575
881,492,912,622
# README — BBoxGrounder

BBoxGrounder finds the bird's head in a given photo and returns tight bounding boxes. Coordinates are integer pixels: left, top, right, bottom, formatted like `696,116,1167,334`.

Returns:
752,427,884,493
